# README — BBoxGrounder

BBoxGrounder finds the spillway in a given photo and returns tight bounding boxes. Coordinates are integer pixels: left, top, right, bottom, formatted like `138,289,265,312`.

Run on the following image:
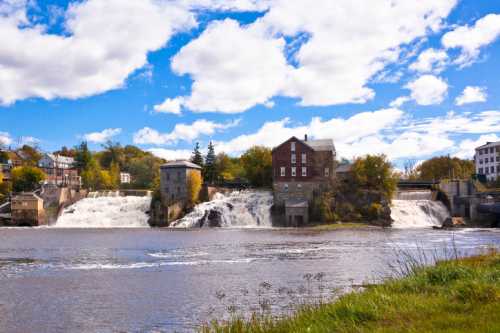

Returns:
391,191,450,228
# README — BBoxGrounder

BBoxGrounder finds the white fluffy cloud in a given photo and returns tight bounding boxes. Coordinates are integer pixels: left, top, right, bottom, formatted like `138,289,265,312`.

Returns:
153,97,185,115
454,134,500,159
83,128,122,143
442,13,500,66
0,0,196,105
405,75,448,105
147,148,192,161
133,119,240,145
389,96,410,108
166,0,457,113
455,86,487,106
409,48,448,73
0,131,13,146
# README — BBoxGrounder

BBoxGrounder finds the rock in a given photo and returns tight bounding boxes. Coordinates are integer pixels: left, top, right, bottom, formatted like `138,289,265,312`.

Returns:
442,217,453,228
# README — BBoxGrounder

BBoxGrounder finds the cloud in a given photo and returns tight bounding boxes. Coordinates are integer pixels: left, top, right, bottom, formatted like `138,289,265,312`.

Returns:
389,96,410,108
166,0,457,112
0,0,196,105
455,86,487,106
405,75,448,105
133,119,240,145
442,13,500,66
454,134,500,159
213,109,500,162
83,128,122,143
147,148,192,161
153,97,185,115
0,132,13,146
409,48,448,73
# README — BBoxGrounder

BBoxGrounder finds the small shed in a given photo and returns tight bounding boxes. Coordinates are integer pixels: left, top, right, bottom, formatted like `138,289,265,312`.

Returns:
11,193,46,226
285,199,309,227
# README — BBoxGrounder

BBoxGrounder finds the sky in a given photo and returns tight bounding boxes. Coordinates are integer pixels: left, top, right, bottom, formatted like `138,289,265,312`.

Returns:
1,0,500,168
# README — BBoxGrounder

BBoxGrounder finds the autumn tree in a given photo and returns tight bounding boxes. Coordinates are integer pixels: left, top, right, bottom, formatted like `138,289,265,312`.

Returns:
215,153,244,182
109,161,121,189
11,166,46,192
17,145,42,166
241,146,273,187
351,154,398,199
418,156,474,181
186,170,202,207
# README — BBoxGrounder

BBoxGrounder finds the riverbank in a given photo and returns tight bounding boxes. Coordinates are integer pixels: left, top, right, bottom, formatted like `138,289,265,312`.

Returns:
203,249,500,333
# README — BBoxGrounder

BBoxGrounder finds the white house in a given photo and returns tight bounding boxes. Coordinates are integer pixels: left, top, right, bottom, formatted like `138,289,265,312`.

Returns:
474,141,500,181
120,172,131,184
38,154,75,169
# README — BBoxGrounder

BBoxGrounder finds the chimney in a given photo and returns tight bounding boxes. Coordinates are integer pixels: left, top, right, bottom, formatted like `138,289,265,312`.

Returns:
304,134,308,141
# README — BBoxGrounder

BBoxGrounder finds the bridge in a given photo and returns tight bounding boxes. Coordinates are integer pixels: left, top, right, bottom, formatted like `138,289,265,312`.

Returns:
397,180,439,189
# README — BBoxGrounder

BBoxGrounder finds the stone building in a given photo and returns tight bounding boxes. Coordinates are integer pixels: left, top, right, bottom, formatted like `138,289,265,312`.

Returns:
11,192,46,226
272,135,336,226
159,160,202,224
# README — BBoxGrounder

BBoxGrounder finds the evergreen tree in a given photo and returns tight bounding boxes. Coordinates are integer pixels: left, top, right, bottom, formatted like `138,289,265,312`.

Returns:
74,141,92,171
191,142,204,167
204,141,216,184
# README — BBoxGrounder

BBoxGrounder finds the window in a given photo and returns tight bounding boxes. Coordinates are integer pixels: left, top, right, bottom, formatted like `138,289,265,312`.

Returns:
491,166,495,173
491,157,494,163
324,168,330,176
479,168,483,174
291,167,296,177
301,153,306,164
280,167,286,177
302,167,307,176
166,173,170,181
291,142,296,151
291,154,296,164
480,159,483,164
177,171,181,180
479,150,483,155
284,184,289,192
490,148,494,153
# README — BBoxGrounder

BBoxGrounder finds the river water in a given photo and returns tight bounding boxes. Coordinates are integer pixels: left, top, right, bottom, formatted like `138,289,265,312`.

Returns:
0,227,499,332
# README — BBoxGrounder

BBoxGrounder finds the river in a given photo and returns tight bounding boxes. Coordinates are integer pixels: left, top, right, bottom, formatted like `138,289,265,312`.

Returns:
0,227,499,332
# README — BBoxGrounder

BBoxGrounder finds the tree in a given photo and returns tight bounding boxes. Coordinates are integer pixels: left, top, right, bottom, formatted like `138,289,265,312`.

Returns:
240,146,273,187
418,156,474,181
109,161,121,189
126,155,162,189
17,145,42,166
100,141,124,169
53,146,76,157
0,150,9,164
74,142,92,171
403,159,419,180
186,170,202,207
11,166,46,192
204,141,216,183
191,142,204,168
351,154,398,199
80,158,101,190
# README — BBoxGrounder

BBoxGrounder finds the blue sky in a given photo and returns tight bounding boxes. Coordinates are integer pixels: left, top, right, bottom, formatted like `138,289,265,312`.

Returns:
1,0,500,167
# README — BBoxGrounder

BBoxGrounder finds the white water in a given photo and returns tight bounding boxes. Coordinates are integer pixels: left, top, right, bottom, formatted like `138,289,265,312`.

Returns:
55,196,151,228
171,191,273,228
391,191,450,228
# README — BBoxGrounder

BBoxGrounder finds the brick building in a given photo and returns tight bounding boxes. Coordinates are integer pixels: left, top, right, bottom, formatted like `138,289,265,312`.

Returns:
272,135,336,226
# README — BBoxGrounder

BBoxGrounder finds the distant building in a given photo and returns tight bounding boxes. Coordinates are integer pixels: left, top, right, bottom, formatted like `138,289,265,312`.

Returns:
120,172,131,184
11,192,46,226
159,160,202,223
474,141,500,181
272,135,336,226
38,153,81,188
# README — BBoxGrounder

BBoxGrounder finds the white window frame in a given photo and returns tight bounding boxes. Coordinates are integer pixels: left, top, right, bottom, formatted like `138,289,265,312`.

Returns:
291,167,296,177
291,154,296,164
302,167,307,176
324,168,329,176
291,142,296,151
302,153,306,164
280,167,286,177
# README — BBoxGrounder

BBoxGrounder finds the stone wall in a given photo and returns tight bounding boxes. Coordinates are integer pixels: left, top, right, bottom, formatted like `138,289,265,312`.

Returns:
273,181,323,207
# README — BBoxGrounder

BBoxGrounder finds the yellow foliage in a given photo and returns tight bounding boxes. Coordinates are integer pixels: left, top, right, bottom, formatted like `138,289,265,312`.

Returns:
186,170,202,206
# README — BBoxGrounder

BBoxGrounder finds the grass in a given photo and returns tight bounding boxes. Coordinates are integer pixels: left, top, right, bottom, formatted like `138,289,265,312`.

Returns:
202,249,500,333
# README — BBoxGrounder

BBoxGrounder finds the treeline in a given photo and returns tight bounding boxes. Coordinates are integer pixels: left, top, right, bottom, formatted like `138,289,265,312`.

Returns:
190,142,273,188
402,156,475,181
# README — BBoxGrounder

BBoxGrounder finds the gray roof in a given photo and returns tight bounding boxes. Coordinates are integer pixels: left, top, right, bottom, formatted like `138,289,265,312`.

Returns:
476,141,500,149
45,153,75,164
302,139,335,152
336,163,352,173
160,160,202,169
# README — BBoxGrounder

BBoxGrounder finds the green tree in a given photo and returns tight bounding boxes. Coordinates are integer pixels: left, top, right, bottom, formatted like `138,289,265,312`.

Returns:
204,141,216,183
418,156,474,181
215,153,245,182
80,158,101,190
100,141,124,169
186,170,202,207
127,155,162,189
11,166,46,192
351,154,398,199
74,142,92,171
0,150,9,164
191,142,204,168
17,145,42,166
240,146,273,187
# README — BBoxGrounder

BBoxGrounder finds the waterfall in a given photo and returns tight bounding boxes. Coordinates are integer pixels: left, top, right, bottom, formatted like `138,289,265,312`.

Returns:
54,196,151,228
391,191,450,228
170,191,273,228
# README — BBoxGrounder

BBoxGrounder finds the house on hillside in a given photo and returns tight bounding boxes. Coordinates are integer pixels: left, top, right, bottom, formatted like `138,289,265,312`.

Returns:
272,135,336,226
38,154,81,188
120,172,131,184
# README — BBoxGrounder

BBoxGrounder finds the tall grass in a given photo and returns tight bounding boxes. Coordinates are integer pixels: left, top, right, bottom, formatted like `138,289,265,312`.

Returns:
201,247,500,333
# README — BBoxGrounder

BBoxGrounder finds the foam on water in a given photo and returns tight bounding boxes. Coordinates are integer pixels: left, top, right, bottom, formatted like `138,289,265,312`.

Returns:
391,191,450,228
55,196,151,228
170,190,273,228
